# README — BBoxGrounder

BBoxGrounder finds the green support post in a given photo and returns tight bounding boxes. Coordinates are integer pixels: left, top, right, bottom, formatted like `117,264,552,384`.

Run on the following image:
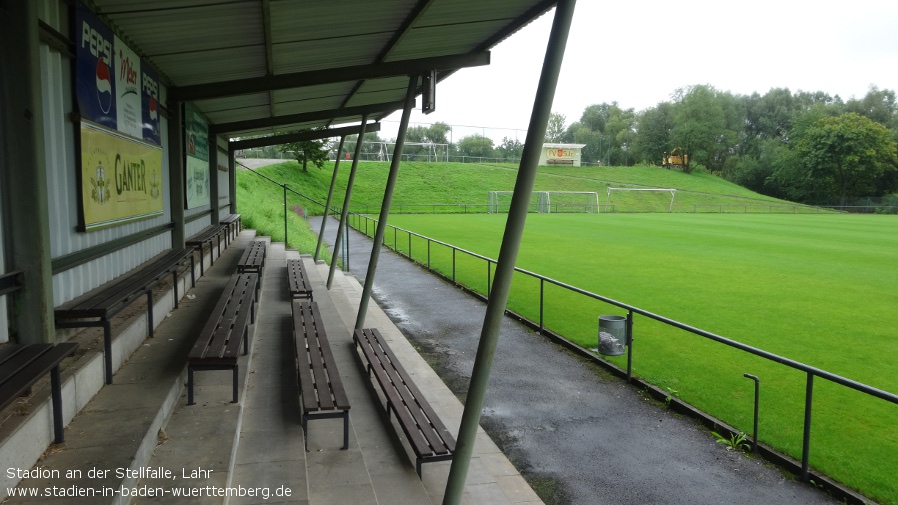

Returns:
355,76,417,329
315,135,346,262
442,1,576,502
327,116,369,289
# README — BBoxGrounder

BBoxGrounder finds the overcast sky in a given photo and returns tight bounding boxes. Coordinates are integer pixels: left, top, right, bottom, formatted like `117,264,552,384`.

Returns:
380,0,898,143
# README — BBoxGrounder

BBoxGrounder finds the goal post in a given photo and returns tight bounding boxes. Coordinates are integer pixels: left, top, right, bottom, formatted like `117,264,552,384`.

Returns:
488,191,599,214
606,187,677,213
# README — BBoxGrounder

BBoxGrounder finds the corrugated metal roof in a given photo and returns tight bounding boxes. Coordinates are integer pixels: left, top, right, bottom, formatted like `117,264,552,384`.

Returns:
88,0,556,140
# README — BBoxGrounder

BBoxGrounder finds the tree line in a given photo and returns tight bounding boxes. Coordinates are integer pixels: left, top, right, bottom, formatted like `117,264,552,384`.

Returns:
263,85,897,207
550,85,898,206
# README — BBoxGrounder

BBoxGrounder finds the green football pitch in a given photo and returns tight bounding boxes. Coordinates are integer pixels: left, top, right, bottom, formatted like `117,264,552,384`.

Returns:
382,212,898,504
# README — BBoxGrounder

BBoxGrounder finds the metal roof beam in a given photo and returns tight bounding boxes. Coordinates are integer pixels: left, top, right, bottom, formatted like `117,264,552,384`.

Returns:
210,100,407,135
169,52,490,102
229,122,380,151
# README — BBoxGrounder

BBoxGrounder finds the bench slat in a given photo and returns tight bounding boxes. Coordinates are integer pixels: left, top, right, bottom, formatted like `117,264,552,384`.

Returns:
355,329,434,458
310,303,350,409
369,330,454,455
189,274,256,363
287,259,313,299
295,303,333,410
55,249,192,317
0,343,78,412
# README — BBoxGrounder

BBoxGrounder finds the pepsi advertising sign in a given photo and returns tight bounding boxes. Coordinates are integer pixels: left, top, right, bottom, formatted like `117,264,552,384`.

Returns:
76,2,116,130
75,2,161,146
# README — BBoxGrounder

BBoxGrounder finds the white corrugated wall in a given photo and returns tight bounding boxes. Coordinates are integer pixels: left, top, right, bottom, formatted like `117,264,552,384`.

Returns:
40,1,172,307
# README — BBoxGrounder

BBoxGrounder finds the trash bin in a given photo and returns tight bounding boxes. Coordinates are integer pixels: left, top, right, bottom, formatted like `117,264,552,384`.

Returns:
598,315,627,356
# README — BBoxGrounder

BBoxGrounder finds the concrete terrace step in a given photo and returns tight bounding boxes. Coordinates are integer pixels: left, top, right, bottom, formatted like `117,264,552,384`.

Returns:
2,231,259,505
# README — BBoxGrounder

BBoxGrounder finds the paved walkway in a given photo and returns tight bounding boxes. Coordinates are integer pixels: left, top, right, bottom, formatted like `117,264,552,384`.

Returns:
312,215,842,505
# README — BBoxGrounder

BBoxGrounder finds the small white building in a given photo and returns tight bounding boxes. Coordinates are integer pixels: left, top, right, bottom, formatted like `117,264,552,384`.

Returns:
539,143,587,167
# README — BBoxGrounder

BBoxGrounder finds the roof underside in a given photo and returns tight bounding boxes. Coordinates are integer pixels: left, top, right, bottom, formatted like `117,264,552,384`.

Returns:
88,0,556,140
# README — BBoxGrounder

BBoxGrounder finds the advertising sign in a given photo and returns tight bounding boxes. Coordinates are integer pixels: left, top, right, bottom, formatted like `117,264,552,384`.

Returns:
114,36,142,138
75,1,161,146
185,104,210,209
546,148,575,160
76,2,116,130
142,65,161,145
80,123,164,231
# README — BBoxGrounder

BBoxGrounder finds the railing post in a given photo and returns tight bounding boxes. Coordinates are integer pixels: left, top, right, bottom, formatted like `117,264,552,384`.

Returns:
802,372,813,481
744,373,760,453
452,248,456,284
283,184,288,246
539,278,544,334
626,309,634,383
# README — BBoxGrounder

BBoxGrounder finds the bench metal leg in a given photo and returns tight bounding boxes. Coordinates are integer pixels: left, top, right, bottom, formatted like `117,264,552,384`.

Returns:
416,459,422,479
172,270,179,309
343,411,349,450
50,365,64,444
190,255,196,287
187,366,195,405
103,320,113,384
231,365,238,403
302,414,309,452
147,291,154,337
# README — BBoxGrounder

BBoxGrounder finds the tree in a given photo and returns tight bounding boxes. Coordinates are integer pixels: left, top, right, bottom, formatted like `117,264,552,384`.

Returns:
456,134,494,159
496,136,523,161
786,113,898,205
635,102,674,165
278,127,333,171
670,85,741,173
545,112,567,142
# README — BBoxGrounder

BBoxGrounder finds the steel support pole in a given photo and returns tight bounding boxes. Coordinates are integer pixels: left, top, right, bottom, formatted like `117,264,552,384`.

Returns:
327,116,369,289
210,136,220,223
315,135,346,262
355,76,418,329
442,1,576,502
0,0,55,343
168,103,186,247
228,147,238,214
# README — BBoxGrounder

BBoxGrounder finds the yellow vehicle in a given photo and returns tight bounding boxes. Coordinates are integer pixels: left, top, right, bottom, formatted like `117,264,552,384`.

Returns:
662,148,688,169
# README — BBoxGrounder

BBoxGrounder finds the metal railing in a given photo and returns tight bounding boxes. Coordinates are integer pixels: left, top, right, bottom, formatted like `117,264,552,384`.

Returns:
347,212,898,490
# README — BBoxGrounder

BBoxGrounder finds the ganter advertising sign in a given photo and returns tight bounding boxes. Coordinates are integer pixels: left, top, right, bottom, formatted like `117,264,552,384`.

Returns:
75,2,163,230
185,104,210,209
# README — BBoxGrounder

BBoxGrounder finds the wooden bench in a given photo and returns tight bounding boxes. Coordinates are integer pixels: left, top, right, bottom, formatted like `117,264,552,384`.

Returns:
286,259,313,301
292,301,350,451
0,343,78,443
55,248,195,384
220,213,241,245
353,328,455,477
187,272,257,405
238,240,267,275
186,224,228,276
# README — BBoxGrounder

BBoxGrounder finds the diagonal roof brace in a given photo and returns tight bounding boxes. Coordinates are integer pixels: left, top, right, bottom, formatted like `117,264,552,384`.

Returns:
169,52,489,103
210,100,409,135
229,122,381,151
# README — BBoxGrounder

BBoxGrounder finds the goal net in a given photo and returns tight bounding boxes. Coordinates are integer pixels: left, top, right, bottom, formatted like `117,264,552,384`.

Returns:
488,191,599,214
605,187,677,213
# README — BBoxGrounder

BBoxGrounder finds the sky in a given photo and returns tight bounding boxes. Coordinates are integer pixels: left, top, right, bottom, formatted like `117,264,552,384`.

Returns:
380,0,898,144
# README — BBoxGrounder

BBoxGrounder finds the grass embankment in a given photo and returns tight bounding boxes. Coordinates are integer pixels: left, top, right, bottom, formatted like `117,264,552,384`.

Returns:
246,160,804,215
235,167,332,263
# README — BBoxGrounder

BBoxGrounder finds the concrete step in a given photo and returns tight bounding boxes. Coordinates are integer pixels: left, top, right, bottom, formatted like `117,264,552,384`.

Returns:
2,231,259,505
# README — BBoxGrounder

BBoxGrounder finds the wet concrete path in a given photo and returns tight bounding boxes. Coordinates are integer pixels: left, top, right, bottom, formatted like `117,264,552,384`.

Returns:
311,215,839,505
